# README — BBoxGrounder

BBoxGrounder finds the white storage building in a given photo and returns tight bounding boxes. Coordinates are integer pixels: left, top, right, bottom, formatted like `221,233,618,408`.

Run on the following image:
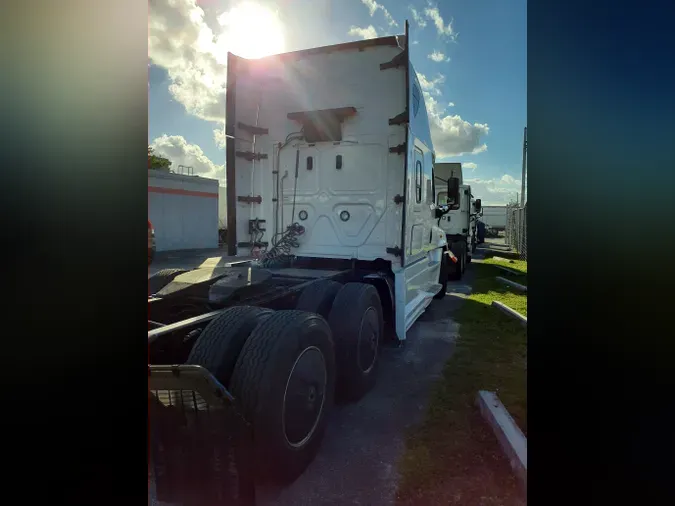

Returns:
148,169,220,252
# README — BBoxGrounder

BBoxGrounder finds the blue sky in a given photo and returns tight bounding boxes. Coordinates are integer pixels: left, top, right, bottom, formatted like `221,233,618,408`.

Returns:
149,0,526,204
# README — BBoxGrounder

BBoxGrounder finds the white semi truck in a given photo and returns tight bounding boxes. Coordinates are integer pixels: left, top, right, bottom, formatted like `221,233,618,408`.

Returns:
480,205,507,231
148,23,458,506
434,162,482,280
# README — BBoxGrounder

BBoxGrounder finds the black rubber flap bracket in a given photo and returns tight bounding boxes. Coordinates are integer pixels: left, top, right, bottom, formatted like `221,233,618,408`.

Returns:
389,142,406,155
388,109,409,125
237,195,262,204
236,151,268,161
237,122,269,136
380,50,407,70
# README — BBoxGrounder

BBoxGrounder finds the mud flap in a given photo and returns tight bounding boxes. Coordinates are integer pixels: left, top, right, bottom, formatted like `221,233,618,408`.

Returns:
149,365,256,506
445,249,458,264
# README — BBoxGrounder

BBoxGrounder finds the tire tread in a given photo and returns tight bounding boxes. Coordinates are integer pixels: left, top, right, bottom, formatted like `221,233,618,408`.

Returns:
186,306,272,385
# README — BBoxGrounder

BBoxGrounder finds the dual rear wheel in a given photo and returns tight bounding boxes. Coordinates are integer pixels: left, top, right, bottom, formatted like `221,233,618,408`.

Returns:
185,280,383,484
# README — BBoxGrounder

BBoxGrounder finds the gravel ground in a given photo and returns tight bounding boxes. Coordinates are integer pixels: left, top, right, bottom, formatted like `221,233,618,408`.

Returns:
149,251,479,506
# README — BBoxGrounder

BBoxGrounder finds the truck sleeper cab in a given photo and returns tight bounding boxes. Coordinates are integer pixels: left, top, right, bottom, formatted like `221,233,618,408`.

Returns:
148,22,454,505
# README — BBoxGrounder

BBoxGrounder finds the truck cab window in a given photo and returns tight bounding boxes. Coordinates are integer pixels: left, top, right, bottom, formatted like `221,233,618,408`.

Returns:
415,160,422,203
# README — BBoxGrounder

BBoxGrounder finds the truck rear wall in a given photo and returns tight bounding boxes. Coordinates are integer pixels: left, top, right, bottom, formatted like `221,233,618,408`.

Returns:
230,42,408,261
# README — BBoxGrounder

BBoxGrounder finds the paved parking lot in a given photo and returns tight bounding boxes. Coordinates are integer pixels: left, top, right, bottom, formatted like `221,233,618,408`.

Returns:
149,249,480,506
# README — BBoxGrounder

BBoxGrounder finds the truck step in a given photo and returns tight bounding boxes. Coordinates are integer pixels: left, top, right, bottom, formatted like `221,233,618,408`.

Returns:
421,282,443,296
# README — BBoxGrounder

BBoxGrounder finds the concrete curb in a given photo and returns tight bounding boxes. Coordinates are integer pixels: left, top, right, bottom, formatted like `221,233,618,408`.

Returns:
492,301,527,326
494,264,525,277
495,276,527,293
476,391,527,489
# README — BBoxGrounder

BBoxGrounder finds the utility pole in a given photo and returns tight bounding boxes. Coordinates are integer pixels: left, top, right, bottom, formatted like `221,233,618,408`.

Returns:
520,126,527,207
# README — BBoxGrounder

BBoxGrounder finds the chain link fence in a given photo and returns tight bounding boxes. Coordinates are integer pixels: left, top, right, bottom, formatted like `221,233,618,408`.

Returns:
505,203,527,260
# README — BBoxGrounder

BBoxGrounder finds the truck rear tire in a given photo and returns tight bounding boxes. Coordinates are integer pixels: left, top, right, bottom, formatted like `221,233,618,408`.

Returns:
295,279,342,319
328,283,383,402
149,268,187,296
229,310,336,485
185,306,273,387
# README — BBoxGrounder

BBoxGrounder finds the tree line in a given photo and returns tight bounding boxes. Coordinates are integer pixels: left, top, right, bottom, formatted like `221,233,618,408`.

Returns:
148,146,171,171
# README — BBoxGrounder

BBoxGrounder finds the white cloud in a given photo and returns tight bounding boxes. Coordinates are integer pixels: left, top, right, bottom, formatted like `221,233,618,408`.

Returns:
464,175,522,205
417,72,445,95
428,50,450,62
448,101,455,107
463,162,478,171
431,115,489,157
149,0,285,124
409,6,427,28
151,134,225,182
424,5,457,40
422,89,489,157
412,40,420,45
213,125,227,149
149,0,228,122
416,70,489,157
361,0,398,27
348,25,379,40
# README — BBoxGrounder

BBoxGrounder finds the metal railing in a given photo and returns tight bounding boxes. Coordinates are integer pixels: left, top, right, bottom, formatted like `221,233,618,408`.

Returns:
505,203,527,261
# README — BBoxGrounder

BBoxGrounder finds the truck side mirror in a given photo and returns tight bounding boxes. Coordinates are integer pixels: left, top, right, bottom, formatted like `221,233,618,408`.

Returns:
475,198,482,212
446,177,460,209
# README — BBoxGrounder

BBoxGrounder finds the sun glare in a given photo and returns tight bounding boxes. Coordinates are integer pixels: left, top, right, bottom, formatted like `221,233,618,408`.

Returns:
218,2,285,59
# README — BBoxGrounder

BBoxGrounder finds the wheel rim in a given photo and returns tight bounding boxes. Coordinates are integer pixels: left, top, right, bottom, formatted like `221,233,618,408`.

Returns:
357,306,379,374
282,345,327,448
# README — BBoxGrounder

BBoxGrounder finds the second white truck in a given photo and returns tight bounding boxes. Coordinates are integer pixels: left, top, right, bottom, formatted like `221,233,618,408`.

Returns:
434,162,481,280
